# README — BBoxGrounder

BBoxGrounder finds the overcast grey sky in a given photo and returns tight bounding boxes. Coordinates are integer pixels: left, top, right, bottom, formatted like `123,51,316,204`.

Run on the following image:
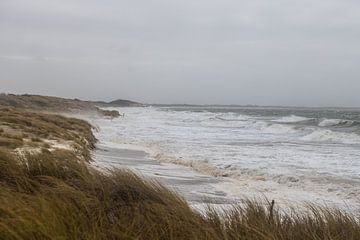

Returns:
0,0,359,106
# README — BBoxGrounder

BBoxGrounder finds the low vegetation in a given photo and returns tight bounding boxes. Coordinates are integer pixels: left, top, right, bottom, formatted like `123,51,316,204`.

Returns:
0,99,359,239
1,147,359,240
0,93,120,118
0,107,96,159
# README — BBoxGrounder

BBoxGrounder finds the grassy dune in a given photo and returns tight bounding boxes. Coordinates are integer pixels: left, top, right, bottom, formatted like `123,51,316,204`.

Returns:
0,107,96,159
0,101,359,239
0,93,120,118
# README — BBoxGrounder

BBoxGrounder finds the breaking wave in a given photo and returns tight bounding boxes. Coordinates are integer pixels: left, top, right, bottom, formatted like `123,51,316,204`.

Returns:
275,115,314,123
300,129,360,144
92,106,360,208
318,118,359,128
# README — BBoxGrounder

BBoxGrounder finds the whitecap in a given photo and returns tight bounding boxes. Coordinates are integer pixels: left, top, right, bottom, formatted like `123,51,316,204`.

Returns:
318,118,355,127
300,129,360,144
275,115,312,123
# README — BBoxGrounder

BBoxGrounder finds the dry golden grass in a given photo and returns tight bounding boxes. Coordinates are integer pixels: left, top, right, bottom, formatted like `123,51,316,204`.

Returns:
0,103,359,239
0,137,23,149
0,148,359,240
0,107,96,159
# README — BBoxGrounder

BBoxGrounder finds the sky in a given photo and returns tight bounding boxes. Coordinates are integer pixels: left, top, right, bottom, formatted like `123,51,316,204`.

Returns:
0,0,359,107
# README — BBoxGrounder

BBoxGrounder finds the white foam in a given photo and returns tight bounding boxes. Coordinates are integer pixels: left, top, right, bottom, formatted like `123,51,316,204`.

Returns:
275,115,312,123
300,129,360,144
88,107,360,208
261,123,298,134
318,118,354,127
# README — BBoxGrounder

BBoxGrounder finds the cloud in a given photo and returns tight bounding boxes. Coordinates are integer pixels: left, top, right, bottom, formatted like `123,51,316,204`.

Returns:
0,0,359,106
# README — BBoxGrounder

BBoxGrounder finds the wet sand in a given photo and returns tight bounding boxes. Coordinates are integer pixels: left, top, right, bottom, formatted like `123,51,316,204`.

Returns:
94,144,236,205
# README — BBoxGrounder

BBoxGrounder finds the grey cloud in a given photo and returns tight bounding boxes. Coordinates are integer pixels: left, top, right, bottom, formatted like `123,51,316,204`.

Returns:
0,0,359,106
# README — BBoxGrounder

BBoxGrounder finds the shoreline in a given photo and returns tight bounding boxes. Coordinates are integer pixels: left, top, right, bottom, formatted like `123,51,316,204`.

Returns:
87,109,359,212
94,143,234,206
93,140,359,212
89,105,359,210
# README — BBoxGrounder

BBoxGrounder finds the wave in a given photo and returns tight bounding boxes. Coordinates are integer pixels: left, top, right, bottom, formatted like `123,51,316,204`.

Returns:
152,153,240,178
214,115,249,122
274,115,314,124
300,129,360,144
208,115,302,134
274,116,360,133
152,151,331,189
262,123,299,134
318,118,359,128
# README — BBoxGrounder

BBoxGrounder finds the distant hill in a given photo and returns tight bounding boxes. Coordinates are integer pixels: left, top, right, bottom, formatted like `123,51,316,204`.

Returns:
107,99,144,107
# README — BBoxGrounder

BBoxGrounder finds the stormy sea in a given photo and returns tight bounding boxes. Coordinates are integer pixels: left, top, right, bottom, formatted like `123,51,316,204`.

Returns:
91,106,360,209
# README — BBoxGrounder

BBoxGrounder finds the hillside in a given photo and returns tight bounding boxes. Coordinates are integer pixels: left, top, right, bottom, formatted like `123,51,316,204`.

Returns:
107,98,144,107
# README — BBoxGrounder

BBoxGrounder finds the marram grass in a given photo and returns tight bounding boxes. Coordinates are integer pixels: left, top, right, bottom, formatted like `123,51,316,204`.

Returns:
0,149,359,240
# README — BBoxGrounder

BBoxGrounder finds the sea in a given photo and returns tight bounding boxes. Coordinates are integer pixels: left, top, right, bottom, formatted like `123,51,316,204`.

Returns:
91,106,360,208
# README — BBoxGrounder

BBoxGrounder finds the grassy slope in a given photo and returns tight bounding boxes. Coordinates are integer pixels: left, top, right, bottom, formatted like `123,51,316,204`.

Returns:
0,94,120,118
0,107,96,160
0,97,359,239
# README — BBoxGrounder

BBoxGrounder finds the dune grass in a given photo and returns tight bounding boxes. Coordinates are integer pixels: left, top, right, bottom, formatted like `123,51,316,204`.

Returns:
0,106,359,239
0,93,120,118
0,148,359,240
0,107,96,159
